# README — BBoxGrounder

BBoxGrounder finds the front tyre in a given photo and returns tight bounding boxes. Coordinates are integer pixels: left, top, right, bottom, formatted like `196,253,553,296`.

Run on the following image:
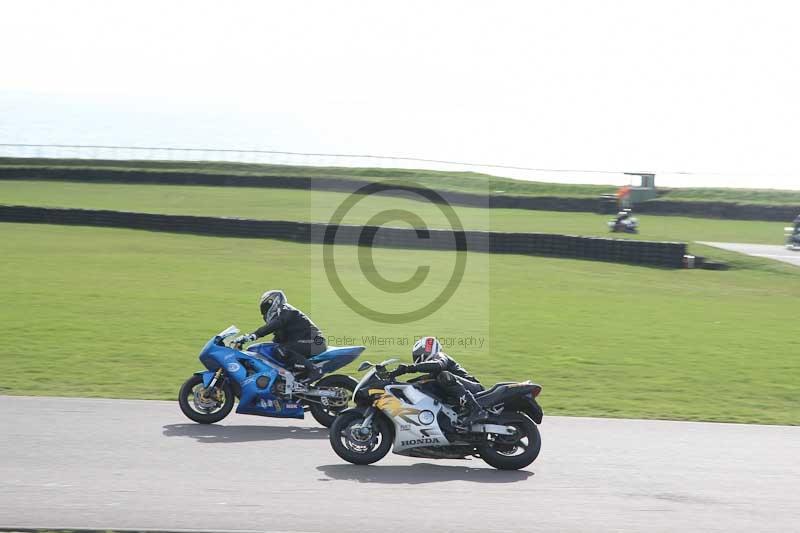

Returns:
178,374,234,424
329,409,393,465
477,413,541,470
309,374,358,428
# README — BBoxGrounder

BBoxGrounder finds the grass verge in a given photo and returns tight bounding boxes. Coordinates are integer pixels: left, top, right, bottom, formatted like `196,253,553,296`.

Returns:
0,180,791,249
4,157,800,204
2,223,798,424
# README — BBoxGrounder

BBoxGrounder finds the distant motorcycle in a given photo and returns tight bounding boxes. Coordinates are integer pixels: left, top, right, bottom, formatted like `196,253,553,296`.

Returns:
329,359,543,470
179,326,365,427
785,226,800,251
608,217,639,234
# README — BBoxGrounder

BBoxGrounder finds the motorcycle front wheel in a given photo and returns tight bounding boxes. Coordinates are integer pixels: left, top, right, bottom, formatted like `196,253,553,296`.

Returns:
329,409,393,465
178,374,234,424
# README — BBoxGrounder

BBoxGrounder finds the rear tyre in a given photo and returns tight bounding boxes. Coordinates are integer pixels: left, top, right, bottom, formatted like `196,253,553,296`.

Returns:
477,413,541,470
329,410,393,465
309,374,358,428
178,374,234,424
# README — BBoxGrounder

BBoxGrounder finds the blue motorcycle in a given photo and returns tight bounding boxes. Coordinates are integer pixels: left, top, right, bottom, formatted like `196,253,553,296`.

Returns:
179,326,365,427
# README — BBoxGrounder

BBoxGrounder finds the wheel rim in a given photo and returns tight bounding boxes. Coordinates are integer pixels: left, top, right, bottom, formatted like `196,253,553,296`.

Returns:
338,418,383,454
487,422,531,457
318,387,354,418
188,383,226,414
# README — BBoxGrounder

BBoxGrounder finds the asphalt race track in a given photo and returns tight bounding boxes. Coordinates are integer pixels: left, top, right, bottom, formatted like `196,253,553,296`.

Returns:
699,242,800,267
1,396,798,533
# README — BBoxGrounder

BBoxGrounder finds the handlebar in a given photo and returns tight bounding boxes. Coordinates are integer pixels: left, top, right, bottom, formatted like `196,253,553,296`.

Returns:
219,336,245,350
375,365,397,382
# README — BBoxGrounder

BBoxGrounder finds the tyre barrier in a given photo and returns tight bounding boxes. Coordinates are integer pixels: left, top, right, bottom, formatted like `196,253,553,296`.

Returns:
1,166,797,221
635,200,799,222
0,166,592,211
0,205,687,268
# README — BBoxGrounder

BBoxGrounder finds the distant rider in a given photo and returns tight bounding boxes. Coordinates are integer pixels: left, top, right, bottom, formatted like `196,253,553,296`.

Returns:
615,209,631,226
389,336,488,429
233,290,326,382
794,214,800,234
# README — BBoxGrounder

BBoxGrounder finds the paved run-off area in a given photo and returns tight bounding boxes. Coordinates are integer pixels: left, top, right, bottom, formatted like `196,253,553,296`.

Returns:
0,397,798,532
699,242,800,267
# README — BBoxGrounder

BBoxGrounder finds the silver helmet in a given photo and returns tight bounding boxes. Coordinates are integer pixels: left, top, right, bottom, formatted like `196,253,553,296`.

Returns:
259,290,286,323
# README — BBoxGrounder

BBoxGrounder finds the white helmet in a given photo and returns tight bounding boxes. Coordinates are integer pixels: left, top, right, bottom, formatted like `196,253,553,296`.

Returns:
412,336,442,363
259,290,286,323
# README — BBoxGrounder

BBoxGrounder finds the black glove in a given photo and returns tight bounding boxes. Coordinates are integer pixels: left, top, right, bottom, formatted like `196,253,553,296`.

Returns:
391,364,411,378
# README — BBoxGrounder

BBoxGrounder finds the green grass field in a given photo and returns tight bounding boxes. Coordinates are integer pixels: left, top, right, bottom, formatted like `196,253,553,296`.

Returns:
4,157,800,204
3,223,799,425
0,180,790,249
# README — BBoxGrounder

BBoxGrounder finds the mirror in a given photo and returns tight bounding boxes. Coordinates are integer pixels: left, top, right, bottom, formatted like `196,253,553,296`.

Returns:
357,361,374,372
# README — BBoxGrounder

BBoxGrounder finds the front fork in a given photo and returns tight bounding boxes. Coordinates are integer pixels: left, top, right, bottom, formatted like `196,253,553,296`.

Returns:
351,406,377,439
206,368,223,390
360,407,376,428
199,369,224,401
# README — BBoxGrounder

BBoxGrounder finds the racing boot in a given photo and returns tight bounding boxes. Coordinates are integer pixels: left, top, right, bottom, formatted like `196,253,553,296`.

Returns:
299,359,323,383
283,349,322,384
456,391,488,431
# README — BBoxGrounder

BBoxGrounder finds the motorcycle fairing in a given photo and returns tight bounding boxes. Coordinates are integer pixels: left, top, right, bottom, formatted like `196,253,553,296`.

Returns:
236,396,304,418
196,370,216,388
245,342,285,367
375,384,452,454
476,382,539,406
191,370,303,417
199,338,292,416
476,382,544,424
247,343,366,374
194,331,365,420
309,346,366,373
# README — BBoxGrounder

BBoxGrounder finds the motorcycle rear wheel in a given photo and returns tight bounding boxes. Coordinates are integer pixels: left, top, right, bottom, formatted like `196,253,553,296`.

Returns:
308,374,358,428
329,410,392,465
178,374,234,424
477,413,541,470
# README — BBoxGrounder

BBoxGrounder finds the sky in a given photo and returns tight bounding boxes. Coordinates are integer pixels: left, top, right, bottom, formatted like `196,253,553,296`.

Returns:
1,0,799,189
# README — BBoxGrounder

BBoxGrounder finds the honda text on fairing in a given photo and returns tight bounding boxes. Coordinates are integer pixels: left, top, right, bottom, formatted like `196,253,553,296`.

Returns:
328,359,543,470
178,326,365,427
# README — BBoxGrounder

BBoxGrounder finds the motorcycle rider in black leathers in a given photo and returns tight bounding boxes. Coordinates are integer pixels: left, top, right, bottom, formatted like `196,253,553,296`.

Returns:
794,215,800,234
389,336,488,429
233,290,326,383
615,209,631,226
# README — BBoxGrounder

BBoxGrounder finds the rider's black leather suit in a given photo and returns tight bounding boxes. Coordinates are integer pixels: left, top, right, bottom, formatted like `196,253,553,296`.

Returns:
401,353,484,406
251,304,327,368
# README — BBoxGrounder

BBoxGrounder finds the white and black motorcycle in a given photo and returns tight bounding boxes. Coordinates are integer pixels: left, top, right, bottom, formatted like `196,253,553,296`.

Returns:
328,359,543,470
785,226,800,251
608,216,639,234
